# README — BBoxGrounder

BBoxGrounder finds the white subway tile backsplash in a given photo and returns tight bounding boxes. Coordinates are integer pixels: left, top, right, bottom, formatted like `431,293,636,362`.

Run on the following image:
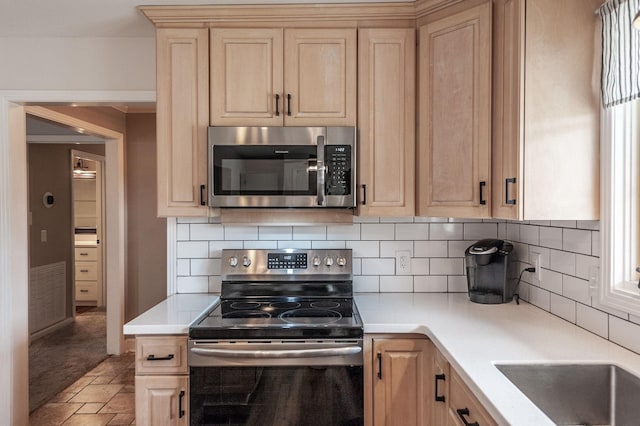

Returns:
540,268,563,294
177,259,190,276
414,275,447,292
529,286,551,311
414,216,449,223
347,241,379,258
209,241,241,258
411,258,429,275
575,255,599,281
176,276,208,293
380,216,413,223
352,258,362,275
208,276,221,293
448,241,473,258
497,222,507,239
540,226,562,250
448,276,468,292
550,220,577,228
562,228,592,255
550,293,576,323
176,224,190,241
243,240,278,249
610,316,640,354
429,223,463,240
430,258,464,275
278,240,311,249
353,216,380,223
354,275,380,292
529,220,551,226
177,217,208,224
395,223,428,240
380,276,413,292
177,241,209,259
576,304,608,338
293,226,326,240
380,241,413,257
519,225,540,245
414,241,448,257
577,220,600,231
361,224,394,240
550,249,576,275
592,231,600,257
259,226,292,240
506,223,520,241
463,223,498,241
362,258,395,275
311,240,346,249
225,226,259,240
190,224,224,241
191,258,221,276
562,275,590,304
327,224,360,240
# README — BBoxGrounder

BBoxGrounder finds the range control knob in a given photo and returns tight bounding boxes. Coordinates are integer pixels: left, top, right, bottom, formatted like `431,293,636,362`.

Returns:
242,256,252,267
336,256,347,267
324,256,334,267
312,256,321,267
228,256,238,268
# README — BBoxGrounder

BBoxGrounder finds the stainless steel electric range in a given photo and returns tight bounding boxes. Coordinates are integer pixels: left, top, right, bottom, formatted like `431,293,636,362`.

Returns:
188,249,363,426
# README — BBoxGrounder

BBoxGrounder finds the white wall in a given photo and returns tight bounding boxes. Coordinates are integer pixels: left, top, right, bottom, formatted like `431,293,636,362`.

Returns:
0,37,155,90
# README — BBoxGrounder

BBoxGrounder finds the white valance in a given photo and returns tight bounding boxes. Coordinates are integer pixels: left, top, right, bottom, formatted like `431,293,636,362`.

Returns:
600,0,640,107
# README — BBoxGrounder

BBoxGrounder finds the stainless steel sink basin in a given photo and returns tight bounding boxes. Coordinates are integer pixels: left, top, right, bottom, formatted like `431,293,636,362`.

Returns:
496,363,640,425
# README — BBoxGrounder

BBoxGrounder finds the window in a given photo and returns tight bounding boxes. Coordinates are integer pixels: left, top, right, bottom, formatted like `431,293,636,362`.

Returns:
600,99,640,315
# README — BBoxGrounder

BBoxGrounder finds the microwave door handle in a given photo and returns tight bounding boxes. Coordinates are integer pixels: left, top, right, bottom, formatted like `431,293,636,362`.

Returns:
316,135,326,206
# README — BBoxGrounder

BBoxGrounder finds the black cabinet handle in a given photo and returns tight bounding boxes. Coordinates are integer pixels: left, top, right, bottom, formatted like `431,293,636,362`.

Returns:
505,177,516,205
377,352,382,379
435,373,446,402
146,354,175,361
479,181,486,205
275,94,280,117
287,94,292,116
362,184,367,205
179,390,185,418
200,184,206,206
456,408,479,426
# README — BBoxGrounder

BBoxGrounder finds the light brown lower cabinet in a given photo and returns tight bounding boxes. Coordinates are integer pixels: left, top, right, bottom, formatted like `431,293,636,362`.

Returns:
366,335,432,425
135,336,189,425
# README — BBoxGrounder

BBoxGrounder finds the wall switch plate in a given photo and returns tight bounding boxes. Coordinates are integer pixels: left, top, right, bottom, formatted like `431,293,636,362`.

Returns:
396,250,411,275
40,229,47,243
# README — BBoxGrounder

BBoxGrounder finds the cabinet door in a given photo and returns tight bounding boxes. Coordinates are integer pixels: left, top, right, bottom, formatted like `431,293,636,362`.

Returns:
432,346,450,425
135,375,189,426
358,28,415,216
372,338,431,426
492,0,524,220
417,1,492,218
156,28,209,217
284,28,357,126
210,28,284,126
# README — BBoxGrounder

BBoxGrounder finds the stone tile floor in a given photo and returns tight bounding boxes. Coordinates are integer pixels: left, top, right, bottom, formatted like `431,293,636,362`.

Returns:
29,352,135,425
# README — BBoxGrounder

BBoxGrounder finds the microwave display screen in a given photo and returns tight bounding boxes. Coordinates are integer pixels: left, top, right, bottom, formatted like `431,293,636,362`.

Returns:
214,145,317,196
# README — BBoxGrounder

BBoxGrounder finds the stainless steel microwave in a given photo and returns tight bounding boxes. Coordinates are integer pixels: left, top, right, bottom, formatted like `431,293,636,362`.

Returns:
208,126,356,208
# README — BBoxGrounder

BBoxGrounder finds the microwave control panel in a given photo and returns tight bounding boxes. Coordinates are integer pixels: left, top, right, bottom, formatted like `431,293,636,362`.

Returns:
325,145,352,196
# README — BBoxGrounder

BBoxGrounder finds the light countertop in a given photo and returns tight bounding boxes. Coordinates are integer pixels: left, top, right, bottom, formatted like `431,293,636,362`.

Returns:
123,293,219,335
355,293,640,426
123,292,640,425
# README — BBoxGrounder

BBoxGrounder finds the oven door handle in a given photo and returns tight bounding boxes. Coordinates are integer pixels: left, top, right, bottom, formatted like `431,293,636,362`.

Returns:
190,346,361,359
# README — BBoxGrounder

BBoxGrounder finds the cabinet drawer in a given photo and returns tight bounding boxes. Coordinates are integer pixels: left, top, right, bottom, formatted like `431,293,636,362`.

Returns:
75,261,97,280
75,247,97,261
448,369,496,426
75,282,97,301
136,336,188,375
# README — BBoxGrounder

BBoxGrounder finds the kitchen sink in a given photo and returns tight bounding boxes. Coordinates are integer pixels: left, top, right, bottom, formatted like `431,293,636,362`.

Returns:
496,363,640,425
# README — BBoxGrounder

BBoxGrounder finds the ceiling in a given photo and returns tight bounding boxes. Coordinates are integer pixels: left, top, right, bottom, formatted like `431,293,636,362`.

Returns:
0,0,408,38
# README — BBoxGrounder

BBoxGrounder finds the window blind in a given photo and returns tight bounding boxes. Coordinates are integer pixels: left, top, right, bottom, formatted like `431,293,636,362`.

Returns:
600,0,640,107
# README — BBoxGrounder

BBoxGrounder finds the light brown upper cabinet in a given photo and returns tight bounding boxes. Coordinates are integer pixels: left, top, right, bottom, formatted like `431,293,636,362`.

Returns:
156,28,209,217
210,28,356,126
417,0,493,218
358,28,415,216
492,0,600,220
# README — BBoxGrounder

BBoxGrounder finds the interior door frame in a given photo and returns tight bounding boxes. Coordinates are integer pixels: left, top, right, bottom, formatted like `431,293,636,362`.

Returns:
0,90,154,425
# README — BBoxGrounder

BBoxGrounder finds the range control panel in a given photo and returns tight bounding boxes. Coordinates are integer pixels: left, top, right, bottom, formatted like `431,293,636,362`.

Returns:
267,253,307,269
325,145,352,196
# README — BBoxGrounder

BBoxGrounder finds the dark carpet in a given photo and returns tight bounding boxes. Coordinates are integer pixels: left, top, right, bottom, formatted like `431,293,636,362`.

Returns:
29,308,107,412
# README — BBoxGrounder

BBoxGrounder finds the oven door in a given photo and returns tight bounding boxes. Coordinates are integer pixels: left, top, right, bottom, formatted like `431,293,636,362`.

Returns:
189,340,363,426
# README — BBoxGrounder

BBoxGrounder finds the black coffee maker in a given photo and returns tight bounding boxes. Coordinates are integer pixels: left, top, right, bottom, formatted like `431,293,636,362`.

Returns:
465,239,517,304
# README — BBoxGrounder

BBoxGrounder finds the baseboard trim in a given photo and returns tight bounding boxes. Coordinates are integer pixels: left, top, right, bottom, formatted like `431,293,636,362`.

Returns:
29,317,74,343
